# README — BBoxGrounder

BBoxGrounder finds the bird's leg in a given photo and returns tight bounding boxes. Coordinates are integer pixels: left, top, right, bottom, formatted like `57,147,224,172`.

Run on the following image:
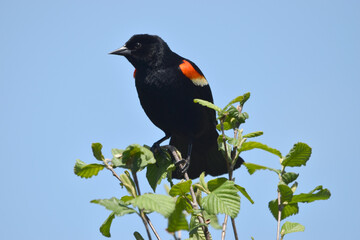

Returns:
150,134,171,154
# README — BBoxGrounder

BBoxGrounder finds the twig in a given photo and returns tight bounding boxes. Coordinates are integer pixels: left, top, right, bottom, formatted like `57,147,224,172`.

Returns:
231,218,239,240
276,190,282,240
140,211,153,240
145,214,161,240
163,145,211,240
277,166,286,240
219,105,243,240
132,170,161,240
103,159,123,183
221,215,228,240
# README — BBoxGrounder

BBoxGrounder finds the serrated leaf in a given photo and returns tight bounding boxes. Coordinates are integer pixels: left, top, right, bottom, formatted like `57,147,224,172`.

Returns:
99,212,115,237
133,231,145,240
281,221,305,237
235,184,254,204
113,144,156,172
92,143,104,161
146,150,175,192
202,178,240,218
291,182,298,193
91,197,137,216
282,142,311,167
194,99,221,112
268,199,299,220
290,186,331,203
240,141,282,158
189,216,207,240
282,172,299,185
243,162,280,175
130,194,175,217
243,131,263,138
278,184,293,202
74,159,104,178
169,180,192,197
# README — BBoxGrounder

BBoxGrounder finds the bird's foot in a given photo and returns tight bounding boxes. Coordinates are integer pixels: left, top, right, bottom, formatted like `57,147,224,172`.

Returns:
175,158,190,174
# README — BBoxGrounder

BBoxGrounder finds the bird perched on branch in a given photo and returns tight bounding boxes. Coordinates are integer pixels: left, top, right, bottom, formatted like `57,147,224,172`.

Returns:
110,34,243,179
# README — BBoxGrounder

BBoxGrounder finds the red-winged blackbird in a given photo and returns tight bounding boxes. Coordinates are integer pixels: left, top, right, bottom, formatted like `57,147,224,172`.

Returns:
110,34,243,179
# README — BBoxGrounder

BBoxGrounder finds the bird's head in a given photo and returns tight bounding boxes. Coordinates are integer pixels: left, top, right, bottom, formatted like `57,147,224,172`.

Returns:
110,34,172,69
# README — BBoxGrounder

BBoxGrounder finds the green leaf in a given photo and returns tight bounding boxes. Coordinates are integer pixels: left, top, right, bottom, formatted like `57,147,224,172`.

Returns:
199,172,208,193
194,98,222,112
223,92,250,110
133,231,145,240
222,106,248,129
202,178,240,218
111,148,124,167
74,159,104,178
278,184,293,203
130,194,175,217
113,144,156,172
291,182,298,193
189,215,207,240
243,131,263,139
282,142,311,167
243,162,280,175
120,195,134,203
217,135,232,161
235,184,254,204
99,212,115,237
92,143,104,161
167,198,190,232
119,172,137,197
282,172,299,185
240,141,282,158
169,180,192,197
216,122,232,131
281,221,305,238
146,150,175,192
91,197,137,216
268,199,299,220
290,186,331,203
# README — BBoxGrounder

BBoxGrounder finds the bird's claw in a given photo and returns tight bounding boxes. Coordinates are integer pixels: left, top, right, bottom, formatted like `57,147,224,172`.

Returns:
175,158,190,174
150,142,161,154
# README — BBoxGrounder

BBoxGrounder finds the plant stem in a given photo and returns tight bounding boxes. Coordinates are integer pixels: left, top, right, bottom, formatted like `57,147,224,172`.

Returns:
163,145,211,240
132,170,161,240
219,117,240,240
140,211,153,240
221,215,228,240
231,217,239,240
276,166,286,240
276,190,282,240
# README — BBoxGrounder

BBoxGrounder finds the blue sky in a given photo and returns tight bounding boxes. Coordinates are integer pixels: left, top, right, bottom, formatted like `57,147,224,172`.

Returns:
1,0,359,239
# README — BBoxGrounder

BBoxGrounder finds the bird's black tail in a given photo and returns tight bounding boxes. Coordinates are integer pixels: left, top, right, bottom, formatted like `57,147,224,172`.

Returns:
170,129,244,179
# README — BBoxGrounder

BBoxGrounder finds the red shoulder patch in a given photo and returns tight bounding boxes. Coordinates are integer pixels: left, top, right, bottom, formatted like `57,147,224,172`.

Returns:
179,60,208,86
133,69,137,78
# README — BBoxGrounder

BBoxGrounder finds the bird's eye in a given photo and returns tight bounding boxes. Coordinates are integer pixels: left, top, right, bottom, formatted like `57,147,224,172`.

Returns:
134,42,142,49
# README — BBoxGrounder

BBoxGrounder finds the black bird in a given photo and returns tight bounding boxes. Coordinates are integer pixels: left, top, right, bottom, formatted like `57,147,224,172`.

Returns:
110,34,243,179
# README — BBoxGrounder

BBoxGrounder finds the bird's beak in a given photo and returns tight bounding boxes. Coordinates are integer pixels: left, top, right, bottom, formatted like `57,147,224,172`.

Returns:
109,46,131,56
